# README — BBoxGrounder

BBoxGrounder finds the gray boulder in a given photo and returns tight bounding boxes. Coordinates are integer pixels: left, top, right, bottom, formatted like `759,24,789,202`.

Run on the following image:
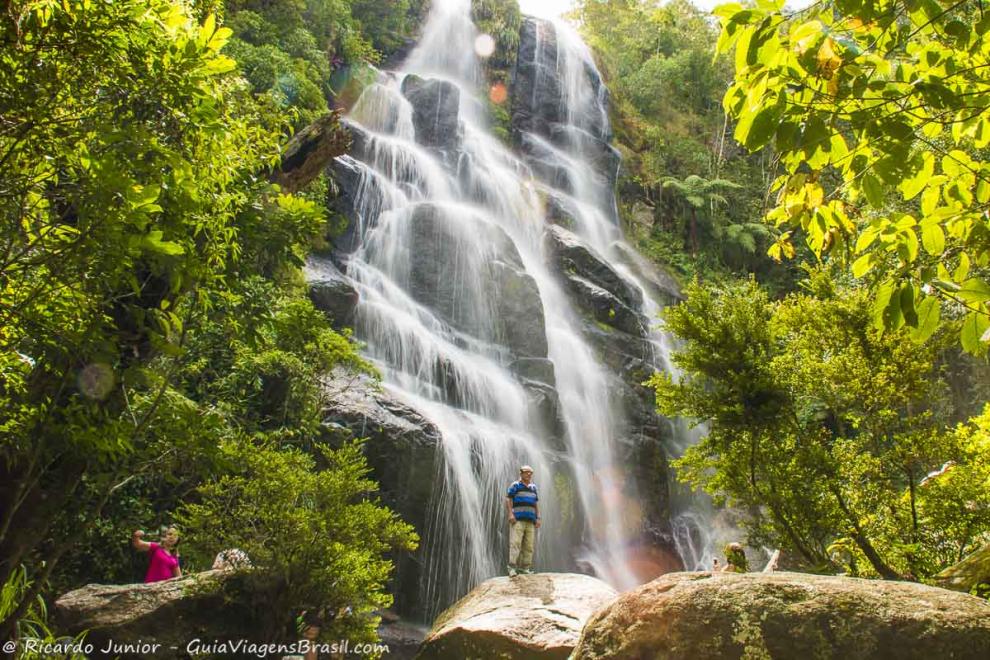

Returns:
55,572,252,659
417,573,617,659
401,75,461,151
322,368,441,613
305,256,359,326
573,571,990,660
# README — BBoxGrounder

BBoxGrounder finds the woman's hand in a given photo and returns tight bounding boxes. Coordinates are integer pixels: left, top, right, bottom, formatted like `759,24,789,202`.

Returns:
132,529,151,552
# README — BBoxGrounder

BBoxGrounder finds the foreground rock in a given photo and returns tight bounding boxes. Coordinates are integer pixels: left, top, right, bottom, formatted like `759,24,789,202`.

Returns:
55,572,252,657
418,573,617,659
573,571,990,660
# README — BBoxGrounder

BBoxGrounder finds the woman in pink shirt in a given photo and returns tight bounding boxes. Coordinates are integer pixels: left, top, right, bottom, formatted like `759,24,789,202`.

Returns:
131,527,182,582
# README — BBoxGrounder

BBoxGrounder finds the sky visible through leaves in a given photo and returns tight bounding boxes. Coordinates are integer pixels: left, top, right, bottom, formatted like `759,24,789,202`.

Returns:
518,0,813,20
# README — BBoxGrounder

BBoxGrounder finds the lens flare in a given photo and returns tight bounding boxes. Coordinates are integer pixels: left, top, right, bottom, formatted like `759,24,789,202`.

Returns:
474,34,496,58
78,363,115,400
489,82,508,105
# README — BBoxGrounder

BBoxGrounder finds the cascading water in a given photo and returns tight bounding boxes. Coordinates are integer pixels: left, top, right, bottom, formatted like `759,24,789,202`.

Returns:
323,0,720,618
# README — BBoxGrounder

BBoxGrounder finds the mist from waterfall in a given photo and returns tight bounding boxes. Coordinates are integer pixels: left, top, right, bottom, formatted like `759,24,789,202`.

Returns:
331,0,720,617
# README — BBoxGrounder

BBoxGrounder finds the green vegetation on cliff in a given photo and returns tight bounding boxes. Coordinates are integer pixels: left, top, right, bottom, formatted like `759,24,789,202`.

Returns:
573,0,795,284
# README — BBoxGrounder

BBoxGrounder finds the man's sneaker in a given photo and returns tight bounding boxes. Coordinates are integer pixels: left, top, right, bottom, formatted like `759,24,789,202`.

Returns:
507,566,517,577
522,568,535,575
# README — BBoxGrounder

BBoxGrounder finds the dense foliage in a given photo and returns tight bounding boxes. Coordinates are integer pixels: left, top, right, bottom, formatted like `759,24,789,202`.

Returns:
573,0,799,285
652,274,990,579
0,0,413,644
715,0,990,355
224,0,427,124
178,440,416,642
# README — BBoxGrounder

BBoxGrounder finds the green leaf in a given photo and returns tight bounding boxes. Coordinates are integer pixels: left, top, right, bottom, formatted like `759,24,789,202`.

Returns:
920,223,945,256
900,283,918,327
911,296,940,343
874,281,901,332
958,278,990,305
142,230,185,257
960,312,990,355
862,173,884,209
852,253,875,278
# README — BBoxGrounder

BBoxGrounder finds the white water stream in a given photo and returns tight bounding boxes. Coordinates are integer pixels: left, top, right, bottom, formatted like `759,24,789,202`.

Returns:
333,0,720,616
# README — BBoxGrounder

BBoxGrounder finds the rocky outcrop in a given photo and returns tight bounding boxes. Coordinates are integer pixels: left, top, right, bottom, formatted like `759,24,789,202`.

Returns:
512,18,563,140
933,543,990,595
322,368,441,612
572,571,990,660
322,368,440,531
55,572,252,658
545,226,643,311
566,276,645,337
417,573,617,660
403,203,549,359
401,75,461,151
305,256,359,326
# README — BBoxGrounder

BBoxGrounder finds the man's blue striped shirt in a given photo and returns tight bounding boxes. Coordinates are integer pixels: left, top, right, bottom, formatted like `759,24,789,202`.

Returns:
507,481,539,521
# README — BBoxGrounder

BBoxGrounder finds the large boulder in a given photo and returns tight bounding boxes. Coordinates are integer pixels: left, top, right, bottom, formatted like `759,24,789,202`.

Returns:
401,75,461,151
572,571,990,660
55,572,252,658
305,256,359,326
417,573,617,660
322,368,441,614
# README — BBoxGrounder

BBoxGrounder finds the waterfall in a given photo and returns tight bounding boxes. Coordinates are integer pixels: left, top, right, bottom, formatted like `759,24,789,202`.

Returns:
323,0,720,618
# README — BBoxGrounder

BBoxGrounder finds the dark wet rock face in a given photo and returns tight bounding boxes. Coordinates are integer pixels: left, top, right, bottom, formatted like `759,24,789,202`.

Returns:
403,203,549,360
401,75,462,151
321,368,441,613
306,257,359,326
544,225,644,311
512,18,563,139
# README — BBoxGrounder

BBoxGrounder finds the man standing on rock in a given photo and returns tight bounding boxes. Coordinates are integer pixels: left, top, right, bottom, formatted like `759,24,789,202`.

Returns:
505,465,540,576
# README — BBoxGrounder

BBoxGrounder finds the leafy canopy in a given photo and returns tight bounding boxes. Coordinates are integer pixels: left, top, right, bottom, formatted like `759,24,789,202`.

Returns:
714,0,990,354
653,274,989,579
178,440,417,643
0,0,387,643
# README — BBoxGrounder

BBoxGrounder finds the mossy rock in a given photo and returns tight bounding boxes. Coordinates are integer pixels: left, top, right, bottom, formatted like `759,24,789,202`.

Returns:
572,571,990,660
